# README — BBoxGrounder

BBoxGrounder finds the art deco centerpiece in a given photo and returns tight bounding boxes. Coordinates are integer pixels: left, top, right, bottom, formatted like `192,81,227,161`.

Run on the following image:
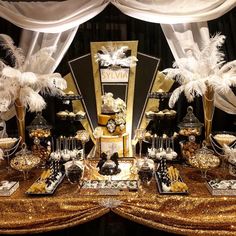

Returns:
163,34,236,143
0,34,67,141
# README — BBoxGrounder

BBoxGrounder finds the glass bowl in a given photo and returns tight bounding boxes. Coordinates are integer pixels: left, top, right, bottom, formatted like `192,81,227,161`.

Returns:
0,138,18,149
188,142,220,178
10,144,41,180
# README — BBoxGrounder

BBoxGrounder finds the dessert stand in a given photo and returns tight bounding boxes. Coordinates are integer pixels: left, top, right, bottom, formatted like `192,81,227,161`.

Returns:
145,91,178,162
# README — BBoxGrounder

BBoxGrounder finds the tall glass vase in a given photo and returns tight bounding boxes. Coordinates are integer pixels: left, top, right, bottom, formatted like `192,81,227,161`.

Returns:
15,98,25,144
202,85,215,146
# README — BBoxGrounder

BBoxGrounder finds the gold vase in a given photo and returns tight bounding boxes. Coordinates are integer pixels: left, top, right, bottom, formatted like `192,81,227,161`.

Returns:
15,98,25,144
202,85,215,145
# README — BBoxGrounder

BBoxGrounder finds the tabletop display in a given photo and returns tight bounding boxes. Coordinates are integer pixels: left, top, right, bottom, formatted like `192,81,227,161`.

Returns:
0,38,236,236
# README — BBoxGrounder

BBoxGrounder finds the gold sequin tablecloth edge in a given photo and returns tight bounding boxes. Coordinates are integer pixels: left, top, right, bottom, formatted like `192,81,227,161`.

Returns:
1,165,236,235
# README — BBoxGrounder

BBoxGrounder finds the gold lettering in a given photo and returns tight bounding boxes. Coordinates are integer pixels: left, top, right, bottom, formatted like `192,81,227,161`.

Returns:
101,68,129,81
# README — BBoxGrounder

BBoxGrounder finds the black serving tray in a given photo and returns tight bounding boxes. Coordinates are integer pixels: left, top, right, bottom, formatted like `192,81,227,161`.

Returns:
26,172,65,195
155,171,188,195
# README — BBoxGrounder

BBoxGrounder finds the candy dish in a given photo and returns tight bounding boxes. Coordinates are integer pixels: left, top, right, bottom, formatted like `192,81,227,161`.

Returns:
0,137,18,149
10,144,41,180
212,131,236,147
188,143,220,178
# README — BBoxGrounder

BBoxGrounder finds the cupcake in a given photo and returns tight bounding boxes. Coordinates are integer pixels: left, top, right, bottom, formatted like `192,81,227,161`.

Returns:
76,111,86,120
68,112,76,120
56,111,68,120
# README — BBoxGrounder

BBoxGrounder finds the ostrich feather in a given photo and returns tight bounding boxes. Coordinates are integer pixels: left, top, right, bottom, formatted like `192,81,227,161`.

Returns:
0,90,12,112
164,34,236,106
22,46,56,73
168,86,185,108
183,80,206,102
35,73,67,95
95,45,138,67
2,66,21,79
0,34,25,68
19,87,46,112
0,35,65,114
219,60,236,74
19,72,38,86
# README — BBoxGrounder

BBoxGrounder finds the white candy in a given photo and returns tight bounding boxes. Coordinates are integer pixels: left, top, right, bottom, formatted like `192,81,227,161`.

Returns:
166,153,173,161
162,183,171,192
171,151,178,159
160,151,166,158
156,152,162,160
70,150,77,159
62,152,70,161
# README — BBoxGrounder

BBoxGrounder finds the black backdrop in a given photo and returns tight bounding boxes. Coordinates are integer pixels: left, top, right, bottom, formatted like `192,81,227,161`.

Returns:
0,4,236,236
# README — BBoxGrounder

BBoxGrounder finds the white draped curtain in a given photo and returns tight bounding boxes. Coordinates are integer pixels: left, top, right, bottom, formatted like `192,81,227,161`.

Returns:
0,0,235,117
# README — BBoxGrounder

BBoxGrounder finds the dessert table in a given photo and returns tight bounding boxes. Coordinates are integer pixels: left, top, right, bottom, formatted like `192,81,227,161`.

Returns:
0,161,236,236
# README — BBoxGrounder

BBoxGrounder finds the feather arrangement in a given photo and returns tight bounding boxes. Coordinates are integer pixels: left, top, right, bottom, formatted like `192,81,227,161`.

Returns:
0,34,25,68
163,34,236,108
0,34,67,113
95,45,138,68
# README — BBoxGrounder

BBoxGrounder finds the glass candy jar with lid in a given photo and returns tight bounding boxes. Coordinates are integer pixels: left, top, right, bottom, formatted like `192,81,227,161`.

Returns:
178,106,203,164
26,112,52,166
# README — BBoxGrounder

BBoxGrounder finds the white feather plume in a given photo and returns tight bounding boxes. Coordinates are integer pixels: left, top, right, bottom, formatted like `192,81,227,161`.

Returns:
95,45,138,67
0,35,67,113
0,34,25,68
164,34,236,107
2,66,21,79
19,87,46,112
168,86,184,108
19,72,38,86
22,46,56,73
35,73,67,94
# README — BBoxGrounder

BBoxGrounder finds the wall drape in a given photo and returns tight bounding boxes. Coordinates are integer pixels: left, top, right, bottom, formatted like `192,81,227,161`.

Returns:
19,27,78,74
112,0,236,24
0,0,235,119
0,0,235,32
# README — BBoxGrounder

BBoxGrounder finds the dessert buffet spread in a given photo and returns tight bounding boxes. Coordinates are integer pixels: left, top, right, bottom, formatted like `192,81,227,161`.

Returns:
0,40,236,203
1,89,236,198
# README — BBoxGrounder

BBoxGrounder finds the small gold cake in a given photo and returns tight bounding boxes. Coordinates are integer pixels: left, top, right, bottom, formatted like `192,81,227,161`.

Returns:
95,92,128,157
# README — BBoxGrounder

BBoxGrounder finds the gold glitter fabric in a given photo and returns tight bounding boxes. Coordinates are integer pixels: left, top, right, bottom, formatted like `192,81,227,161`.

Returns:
1,162,236,235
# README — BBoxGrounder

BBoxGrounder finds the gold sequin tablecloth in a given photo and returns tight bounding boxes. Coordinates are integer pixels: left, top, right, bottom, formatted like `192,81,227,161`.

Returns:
1,162,236,236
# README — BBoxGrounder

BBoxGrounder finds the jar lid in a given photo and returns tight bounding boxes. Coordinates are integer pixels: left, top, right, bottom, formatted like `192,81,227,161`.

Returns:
178,106,203,129
15,143,32,157
195,141,214,155
26,112,52,131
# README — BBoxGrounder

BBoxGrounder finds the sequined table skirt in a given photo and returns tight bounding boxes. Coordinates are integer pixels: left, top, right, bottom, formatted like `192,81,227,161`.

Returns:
0,161,235,236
